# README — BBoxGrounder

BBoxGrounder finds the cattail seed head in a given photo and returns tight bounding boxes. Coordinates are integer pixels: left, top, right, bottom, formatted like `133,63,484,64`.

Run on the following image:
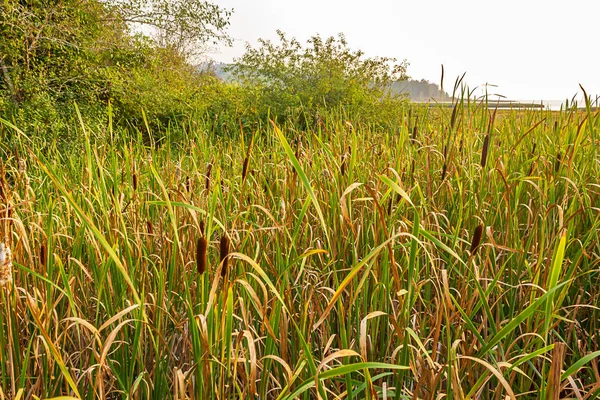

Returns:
196,237,208,275
469,224,484,255
205,163,213,191
18,158,26,174
147,220,153,235
411,125,418,143
0,243,13,287
555,152,562,172
219,235,230,277
450,104,458,130
132,172,138,191
241,157,249,181
40,243,47,267
481,134,490,168
175,161,181,182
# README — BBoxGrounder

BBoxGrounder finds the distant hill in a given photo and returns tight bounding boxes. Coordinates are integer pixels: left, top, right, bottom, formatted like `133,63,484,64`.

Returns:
392,79,450,101
200,62,450,101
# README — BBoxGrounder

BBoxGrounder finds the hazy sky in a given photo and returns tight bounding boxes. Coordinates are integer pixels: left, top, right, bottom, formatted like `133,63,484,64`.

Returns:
210,0,599,101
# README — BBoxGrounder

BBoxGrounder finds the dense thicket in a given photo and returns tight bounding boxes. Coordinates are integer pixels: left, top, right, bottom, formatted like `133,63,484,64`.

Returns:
0,0,226,144
1,0,408,147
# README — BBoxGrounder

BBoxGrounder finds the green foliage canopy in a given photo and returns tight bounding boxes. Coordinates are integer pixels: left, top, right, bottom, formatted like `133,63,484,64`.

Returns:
228,31,409,121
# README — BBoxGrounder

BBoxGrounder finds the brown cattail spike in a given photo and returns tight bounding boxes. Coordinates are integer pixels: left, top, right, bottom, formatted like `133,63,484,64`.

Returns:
481,134,490,168
40,244,47,267
219,235,230,277
555,152,562,172
196,237,207,275
242,157,249,181
450,103,458,130
469,224,484,255
199,220,205,236
0,243,12,287
205,163,213,191
147,221,153,235
132,171,138,191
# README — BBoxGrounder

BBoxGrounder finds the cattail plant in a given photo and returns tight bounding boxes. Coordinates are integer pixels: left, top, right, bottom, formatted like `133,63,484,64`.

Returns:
174,161,181,183
0,170,5,203
241,157,250,182
132,161,138,191
555,152,562,172
219,235,230,277
411,125,418,144
481,134,490,168
147,220,153,235
0,243,12,287
469,224,484,255
40,243,47,267
205,163,213,191
196,237,207,275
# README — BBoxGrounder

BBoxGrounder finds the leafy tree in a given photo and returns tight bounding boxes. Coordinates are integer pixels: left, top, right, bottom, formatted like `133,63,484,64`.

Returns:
228,31,409,122
0,0,234,144
104,0,232,60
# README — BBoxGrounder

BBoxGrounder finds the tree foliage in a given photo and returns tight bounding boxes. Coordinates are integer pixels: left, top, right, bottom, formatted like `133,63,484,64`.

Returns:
0,0,233,143
105,0,232,59
228,31,409,120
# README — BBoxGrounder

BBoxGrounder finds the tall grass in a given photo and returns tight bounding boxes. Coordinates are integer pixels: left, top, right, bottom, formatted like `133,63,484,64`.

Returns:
0,99,599,399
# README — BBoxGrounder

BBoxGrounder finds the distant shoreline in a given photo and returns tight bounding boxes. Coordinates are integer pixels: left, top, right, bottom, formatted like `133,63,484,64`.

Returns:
412,99,598,111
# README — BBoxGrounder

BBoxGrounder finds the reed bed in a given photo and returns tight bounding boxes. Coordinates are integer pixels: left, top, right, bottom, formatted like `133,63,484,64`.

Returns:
0,100,599,399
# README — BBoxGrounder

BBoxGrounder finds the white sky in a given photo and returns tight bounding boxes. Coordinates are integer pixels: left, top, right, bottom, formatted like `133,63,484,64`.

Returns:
210,0,599,101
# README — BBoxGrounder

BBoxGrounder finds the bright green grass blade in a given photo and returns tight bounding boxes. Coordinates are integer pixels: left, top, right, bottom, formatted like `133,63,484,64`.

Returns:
561,350,600,381
283,362,409,400
477,281,570,357
271,120,331,250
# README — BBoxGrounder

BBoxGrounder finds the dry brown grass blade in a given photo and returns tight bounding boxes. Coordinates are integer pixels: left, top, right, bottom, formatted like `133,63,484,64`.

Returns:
235,278,277,340
316,349,362,400
262,354,293,385
340,183,362,235
360,311,387,361
548,342,566,400
25,292,82,398
510,118,546,153
458,355,517,400
235,330,258,397
98,304,139,333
